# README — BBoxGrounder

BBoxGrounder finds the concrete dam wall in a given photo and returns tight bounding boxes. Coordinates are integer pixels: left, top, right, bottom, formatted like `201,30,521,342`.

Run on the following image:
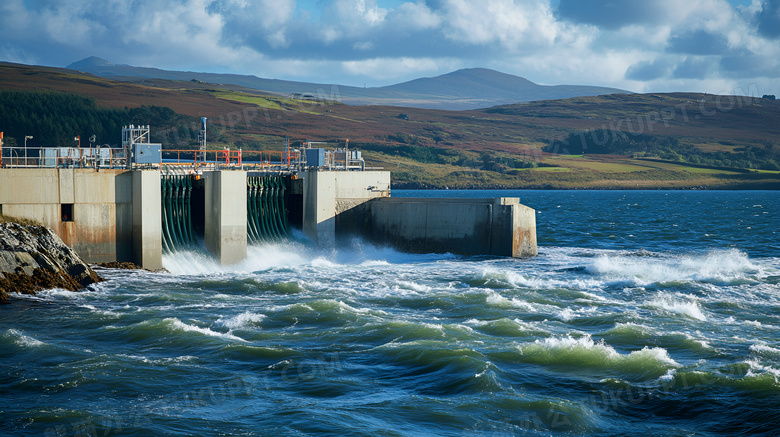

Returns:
365,197,537,258
0,168,537,267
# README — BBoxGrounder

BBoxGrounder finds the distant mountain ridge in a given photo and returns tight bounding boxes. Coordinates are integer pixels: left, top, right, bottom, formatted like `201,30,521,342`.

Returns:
66,57,628,110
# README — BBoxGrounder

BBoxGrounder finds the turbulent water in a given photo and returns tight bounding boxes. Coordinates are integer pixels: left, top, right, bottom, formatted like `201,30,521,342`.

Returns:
2,190,779,436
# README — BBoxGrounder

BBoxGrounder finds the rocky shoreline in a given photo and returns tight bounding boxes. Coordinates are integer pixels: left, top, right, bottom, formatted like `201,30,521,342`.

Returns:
0,222,103,301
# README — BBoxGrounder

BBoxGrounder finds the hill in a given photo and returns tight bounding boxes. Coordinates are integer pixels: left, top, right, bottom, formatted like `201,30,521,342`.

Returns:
65,57,627,110
1,61,778,189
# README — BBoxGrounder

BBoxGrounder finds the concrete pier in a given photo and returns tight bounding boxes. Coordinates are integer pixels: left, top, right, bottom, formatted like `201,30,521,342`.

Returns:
203,170,247,265
302,169,390,245
131,171,163,270
365,197,537,258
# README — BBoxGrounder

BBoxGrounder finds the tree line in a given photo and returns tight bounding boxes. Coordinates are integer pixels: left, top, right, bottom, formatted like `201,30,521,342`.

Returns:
544,129,779,171
0,90,186,148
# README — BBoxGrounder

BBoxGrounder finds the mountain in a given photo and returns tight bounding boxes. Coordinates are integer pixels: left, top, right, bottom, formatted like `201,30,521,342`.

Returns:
383,68,625,103
65,58,628,110
67,56,114,70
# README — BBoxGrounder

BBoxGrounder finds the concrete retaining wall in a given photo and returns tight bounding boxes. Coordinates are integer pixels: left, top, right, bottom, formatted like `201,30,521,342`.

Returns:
366,197,537,258
0,168,160,269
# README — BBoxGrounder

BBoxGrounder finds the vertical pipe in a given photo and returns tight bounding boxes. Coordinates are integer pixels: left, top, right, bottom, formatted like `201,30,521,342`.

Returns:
247,177,260,243
178,176,187,245
184,176,195,244
273,177,288,237
160,176,172,253
253,177,264,242
268,177,282,239
279,176,290,235
260,178,274,239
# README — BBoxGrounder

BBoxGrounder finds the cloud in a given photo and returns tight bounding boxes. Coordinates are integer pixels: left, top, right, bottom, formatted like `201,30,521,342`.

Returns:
208,0,296,48
436,0,558,50
388,1,442,30
555,0,677,30
672,56,720,79
721,54,780,77
0,0,779,98
626,57,677,81
667,30,733,55
756,0,780,38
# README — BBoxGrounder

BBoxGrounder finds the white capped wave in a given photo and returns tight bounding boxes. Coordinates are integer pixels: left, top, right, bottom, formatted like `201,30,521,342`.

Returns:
750,343,780,356
520,334,680,370
744,358,780,379
216,311,266,330
167,318,246,342
556,306,598,322
588,249,759,286
485,291,535,311
4,329,47,348
647,295,707,321
395,280,432,293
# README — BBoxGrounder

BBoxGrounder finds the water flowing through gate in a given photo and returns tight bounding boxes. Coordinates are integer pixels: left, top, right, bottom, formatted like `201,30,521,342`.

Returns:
161,175,196,252
247,176,291,243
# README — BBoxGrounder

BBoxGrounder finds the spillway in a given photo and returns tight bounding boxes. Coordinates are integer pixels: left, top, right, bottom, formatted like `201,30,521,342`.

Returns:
247,176,291,243
161,174,196,252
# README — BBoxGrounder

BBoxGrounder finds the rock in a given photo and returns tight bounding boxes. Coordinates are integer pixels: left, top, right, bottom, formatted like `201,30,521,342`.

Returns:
93,261,168,273
0,222,104,300
94,261,144,270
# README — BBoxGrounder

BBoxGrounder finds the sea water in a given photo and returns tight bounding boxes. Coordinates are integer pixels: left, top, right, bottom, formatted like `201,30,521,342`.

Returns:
2,190,779,436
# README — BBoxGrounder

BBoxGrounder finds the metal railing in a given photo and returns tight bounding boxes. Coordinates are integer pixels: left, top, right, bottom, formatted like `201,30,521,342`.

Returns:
1,145,365,172
1,146,128,168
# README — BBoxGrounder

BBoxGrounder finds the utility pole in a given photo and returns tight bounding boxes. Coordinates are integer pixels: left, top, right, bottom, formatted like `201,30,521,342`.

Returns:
24,135,33,167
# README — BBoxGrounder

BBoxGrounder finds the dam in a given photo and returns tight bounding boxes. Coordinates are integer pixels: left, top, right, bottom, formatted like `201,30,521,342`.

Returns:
0,129,536,269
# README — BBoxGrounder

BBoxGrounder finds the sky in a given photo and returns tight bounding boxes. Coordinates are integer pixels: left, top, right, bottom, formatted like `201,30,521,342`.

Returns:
1,0,779,96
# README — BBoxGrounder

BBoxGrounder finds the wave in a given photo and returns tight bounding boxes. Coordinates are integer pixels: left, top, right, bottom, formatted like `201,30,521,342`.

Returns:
515,335,679,380
215,311,266,330
105,317,246,344
485,290,535,311
587,248,761,287
2,328,47,348
664,367,779,392
645,294,707,321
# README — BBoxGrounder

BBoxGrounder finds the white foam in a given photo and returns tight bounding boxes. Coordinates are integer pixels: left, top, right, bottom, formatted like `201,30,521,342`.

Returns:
750,343,780,356
216,311,266,330
525,334,680,368
647,295,707,321
167,318,246,342
588,249,760,286
396,280,431,293
744,358,780,379
659,368,677,382
165,241,312,275
485,291,535,311
557,308,576,322
4,329,46,348
745,320,779,330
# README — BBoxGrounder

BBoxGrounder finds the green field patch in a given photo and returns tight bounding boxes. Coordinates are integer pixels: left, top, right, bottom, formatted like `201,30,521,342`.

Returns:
533,167,571,172
210,91,284,109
